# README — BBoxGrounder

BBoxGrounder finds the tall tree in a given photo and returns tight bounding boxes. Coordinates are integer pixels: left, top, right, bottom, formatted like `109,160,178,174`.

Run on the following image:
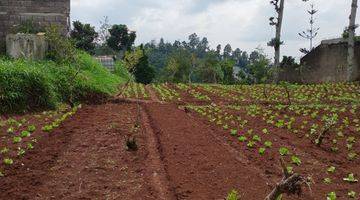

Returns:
269,0,308,82
268,0,285,80
188,33,200,51
97,16,111,45
223,44,233,59
347,0,358,81
107,24,136,53
299,4,320,54
133,46,155,84
70,21,98,53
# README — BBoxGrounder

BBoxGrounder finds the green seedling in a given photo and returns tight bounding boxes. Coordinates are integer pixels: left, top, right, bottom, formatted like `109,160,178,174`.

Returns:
7,127,14,134
230,129,238,136
279,147,289,156
327,166,336,173
323,178,332,184
327,191,336,200
238,136,247,142
3,158,13,165
247,141,255,148
264,141,273,148
42,125,54,132
262,128,269,134
27,143,34,150
17,148,25,156
291,156,302,166
13,136,22,144
343,173,358,183
0,147,9,154
348,191,357,199
20,130,31,138
348,152,358,161
252,135,261,142
27,125,36,132
259,148,266,155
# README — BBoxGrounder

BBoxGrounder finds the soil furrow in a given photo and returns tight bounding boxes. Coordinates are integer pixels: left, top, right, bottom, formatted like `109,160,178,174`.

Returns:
144,103,270,199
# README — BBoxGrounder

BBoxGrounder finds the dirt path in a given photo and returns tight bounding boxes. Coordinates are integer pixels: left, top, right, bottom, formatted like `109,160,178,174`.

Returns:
144,103,270,199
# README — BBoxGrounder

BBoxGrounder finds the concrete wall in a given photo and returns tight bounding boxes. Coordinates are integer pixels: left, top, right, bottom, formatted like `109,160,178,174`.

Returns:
279,41,360,83
0,0,70,54
6,34,47,60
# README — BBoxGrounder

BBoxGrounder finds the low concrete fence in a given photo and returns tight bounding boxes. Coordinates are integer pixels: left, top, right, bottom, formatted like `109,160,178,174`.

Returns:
6,33,47,60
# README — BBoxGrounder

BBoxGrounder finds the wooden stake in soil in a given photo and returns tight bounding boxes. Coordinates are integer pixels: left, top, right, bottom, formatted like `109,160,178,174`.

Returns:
265,158,304,200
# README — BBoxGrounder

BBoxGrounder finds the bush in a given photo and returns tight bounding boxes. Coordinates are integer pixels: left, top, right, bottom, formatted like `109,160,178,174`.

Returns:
114,60,133,82
0,59,57,113
0,51,123,113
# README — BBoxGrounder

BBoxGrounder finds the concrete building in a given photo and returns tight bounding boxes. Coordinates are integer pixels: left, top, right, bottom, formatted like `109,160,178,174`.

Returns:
0,0,70,53
279,38,360,83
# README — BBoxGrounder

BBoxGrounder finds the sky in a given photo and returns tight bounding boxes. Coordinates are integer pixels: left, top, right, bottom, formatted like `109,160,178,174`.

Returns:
71,0,359,60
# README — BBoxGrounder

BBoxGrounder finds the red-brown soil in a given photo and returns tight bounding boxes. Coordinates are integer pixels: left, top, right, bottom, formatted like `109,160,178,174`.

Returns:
1,85,358,199
0,103,158,200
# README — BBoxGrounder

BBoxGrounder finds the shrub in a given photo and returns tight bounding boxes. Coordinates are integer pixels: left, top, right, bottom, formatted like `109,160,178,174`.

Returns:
0,59,57,113
0,51,123,113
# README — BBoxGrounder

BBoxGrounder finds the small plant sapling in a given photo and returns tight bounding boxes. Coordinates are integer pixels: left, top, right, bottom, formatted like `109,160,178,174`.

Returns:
259,147,266,155
7,127,14,134
226,190,239,200
323,178,332,184
291,156,302,166
230,129,238,136
238,136,247,142
327,166,336,173
265,141,273,148
327,191,337,200
247,141,255,148
252,135,261,142
27,125,36,132
343,173,358,183
27,142,34,150
13,136,22,144
0,147,9,154
20,130,31,138
348,152,358,161
42,125,54,132
3,158,13,165
279,147,289,156
17,148,26,156
348,191,357,199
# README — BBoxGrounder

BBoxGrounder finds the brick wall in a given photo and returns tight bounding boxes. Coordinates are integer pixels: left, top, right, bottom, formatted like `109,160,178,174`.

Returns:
0,0,70,54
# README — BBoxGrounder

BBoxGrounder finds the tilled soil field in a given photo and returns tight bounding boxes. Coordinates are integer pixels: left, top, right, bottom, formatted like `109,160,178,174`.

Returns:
1,83,359,200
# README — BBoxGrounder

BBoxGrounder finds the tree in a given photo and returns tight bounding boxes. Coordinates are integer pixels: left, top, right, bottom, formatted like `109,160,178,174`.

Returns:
70,21,98,53
220,59,236,85
97,16,111,45
107,24,136,53
280,56,300,69
163,49,192,83
269,0,308,82
188,33,200,51
223,44,233,59
197,51,224,83
299,4,320,54
134,48,155,84
216,44,222,57
347,0,358,81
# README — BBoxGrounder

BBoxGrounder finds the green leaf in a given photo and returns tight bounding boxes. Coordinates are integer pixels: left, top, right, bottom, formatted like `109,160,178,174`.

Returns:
343,173,358,183
279,147,289,156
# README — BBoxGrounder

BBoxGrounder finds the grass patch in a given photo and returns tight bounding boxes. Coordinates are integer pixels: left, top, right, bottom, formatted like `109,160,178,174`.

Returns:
0,51,126,113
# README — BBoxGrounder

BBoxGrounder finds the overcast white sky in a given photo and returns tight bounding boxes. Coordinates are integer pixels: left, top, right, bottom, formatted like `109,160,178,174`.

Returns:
71,0,359,60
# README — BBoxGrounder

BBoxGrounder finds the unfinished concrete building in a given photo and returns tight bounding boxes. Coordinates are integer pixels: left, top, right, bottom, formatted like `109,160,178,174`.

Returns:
0,0,70,53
